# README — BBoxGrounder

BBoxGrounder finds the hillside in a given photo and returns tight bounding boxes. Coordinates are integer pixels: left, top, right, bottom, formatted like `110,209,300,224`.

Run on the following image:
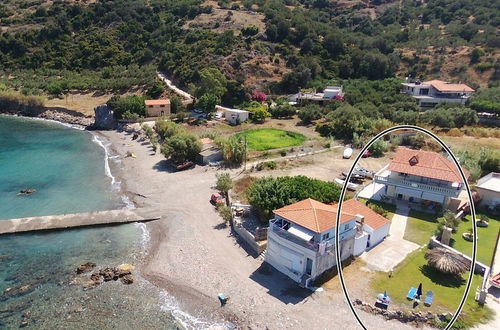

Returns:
0,0,498,106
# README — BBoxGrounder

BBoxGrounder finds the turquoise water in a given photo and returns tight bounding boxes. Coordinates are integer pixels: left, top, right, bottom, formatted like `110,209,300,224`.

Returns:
0,115,117,219
0,116,180,329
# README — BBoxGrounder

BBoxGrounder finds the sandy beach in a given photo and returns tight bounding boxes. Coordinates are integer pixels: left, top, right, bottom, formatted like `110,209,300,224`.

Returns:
97,128,428,329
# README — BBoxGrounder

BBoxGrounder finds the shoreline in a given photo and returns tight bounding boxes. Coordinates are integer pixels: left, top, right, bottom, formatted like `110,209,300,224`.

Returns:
98,128,426,330
0,107,94,127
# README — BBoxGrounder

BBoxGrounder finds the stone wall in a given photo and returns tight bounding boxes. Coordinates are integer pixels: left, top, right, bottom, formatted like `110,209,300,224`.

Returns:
233,220,267,255
353,299,449,327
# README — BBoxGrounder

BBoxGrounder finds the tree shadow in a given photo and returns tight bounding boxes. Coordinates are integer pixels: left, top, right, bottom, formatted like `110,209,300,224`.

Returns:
419,264,466,288
152,160,176,173
213,223,227,230
249,263,312,304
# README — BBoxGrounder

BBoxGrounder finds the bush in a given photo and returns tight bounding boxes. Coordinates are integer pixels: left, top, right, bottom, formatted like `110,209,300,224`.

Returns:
247,176,341,217
160,132,201,164
107,95,146,119
216,204,233,224
154,119,183,140
270,104,296,118
368,204,388,218
369,139,388,157
298,104,322,124
257,161,277,170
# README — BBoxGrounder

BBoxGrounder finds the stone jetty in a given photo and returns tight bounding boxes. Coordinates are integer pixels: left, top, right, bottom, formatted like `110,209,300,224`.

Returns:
0,208,160,235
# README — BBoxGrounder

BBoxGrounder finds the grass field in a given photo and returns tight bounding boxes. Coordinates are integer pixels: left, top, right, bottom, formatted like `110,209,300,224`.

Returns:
235,128,306,151
371,248,494,328
451,212,500,265
403,210,439,246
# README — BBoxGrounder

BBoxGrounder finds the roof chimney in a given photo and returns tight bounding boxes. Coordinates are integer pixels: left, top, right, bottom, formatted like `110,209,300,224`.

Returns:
355,214,365,224
409,155,418,166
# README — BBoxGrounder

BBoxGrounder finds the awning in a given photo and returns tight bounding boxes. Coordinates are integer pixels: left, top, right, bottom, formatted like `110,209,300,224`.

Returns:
395,187,422,199
421,192,445,203
288,226,314,242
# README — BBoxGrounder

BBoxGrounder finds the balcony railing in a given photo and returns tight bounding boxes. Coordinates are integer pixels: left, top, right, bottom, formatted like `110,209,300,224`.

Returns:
269,224,320,252
269,223,356,253
374,175,460,196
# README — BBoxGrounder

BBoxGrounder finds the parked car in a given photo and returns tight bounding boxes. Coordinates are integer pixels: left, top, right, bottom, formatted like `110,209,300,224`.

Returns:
176,161,195,171
211,193,225,205
362,149,373,158
193,108,204,114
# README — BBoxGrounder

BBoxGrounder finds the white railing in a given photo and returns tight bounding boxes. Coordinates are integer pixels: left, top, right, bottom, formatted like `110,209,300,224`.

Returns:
374,175,460,196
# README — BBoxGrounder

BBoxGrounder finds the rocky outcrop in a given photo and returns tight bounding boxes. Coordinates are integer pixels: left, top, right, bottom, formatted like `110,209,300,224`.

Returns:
76,262,96,274
91,104,116,130
74,263,134,289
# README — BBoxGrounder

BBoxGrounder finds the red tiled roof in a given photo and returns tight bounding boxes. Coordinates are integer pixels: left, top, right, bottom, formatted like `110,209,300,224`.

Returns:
389,147,468,183
273,198,355,233
145,99,170,106
340,199,390,230
424,80,475,93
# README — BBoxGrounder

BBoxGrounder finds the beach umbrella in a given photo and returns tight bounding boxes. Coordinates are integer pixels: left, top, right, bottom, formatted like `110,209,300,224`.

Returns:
425,248,470,275
417,283,422,298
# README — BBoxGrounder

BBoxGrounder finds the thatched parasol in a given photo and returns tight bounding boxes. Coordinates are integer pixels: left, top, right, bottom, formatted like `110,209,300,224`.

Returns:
425,248,470,275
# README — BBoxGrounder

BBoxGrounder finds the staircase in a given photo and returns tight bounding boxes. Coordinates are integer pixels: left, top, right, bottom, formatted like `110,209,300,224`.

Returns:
258,249,267,261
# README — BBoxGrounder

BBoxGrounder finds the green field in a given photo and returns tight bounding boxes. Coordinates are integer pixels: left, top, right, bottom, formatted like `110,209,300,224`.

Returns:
235,128,306,151
451,213,500,265
403,210,440,246
371,248,494,328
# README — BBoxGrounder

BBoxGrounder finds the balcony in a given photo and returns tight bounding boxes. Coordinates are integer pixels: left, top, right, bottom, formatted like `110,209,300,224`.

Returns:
374,175,461,197
268,222,356,253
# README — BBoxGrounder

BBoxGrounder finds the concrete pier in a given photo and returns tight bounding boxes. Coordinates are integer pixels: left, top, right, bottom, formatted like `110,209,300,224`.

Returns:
0,208,161,235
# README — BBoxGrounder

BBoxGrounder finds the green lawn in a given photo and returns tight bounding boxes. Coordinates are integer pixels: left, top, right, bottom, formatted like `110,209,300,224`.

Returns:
371,248,494,328
451,213,500,265
234,128,306,151
403,210,439,246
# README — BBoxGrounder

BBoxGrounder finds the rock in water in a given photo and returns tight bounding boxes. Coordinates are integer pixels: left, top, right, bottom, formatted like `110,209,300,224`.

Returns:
76,262,96,274
17,189,36,195
117,264,135,272
120,274,134,285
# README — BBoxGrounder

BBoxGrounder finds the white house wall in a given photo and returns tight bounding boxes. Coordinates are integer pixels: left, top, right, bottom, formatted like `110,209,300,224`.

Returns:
477,188,500,208
363,223,390,248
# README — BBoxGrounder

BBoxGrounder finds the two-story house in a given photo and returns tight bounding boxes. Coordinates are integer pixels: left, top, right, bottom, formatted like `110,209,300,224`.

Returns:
401,79,474,108
265,198,358,287
374,147,469,210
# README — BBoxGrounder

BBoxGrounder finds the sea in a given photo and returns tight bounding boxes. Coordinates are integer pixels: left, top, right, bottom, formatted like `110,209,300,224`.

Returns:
0,115,214,329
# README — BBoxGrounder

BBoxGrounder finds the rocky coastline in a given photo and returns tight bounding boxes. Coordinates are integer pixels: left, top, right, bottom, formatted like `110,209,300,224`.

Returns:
0,107,94,127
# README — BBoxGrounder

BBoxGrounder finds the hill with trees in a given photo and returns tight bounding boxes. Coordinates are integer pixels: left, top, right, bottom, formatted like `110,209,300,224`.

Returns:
0,0,498,121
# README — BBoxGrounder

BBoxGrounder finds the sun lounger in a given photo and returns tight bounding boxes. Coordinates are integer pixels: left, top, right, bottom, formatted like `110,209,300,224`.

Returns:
406,287,417,300
424,291,434,306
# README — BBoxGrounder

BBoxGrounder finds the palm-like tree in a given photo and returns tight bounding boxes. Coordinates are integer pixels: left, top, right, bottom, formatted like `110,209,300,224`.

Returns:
425,248,470,275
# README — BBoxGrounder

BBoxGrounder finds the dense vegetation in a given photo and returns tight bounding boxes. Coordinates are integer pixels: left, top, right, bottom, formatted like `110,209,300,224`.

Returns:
247,175,341,217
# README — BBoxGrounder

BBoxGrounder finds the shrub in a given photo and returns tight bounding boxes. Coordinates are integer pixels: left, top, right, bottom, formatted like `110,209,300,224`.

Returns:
368,204,388,218
154,119,184,139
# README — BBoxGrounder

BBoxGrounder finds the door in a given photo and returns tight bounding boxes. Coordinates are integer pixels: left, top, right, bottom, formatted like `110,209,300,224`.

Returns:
305,258,313,275
397,194,403,200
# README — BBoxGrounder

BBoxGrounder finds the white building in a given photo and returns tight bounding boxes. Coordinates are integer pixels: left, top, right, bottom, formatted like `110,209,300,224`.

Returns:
401,79,474,108
265,198,358,287
374,147,469,210
341,199,391,256
476,172,500,211
288,86,344,105
224,108,249,125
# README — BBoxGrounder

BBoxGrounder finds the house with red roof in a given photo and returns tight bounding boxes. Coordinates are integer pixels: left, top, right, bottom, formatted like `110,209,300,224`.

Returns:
265,198,391,287
374,147,469,210
401,79,474,108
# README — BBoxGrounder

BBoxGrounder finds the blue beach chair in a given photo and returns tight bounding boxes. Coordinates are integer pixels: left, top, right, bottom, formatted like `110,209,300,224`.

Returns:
424,291,434,306
406,287,417,300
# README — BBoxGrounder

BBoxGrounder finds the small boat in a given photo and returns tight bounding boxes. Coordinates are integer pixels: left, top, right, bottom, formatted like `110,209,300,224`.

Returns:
334,178,359,191
490,273,500,289
343,147,353,159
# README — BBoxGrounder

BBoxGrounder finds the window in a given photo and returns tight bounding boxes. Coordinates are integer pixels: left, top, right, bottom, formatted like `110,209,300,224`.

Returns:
419,88,429,95
160,105,165,108
344,223,351,231
322,233,330,240
148,105,153,108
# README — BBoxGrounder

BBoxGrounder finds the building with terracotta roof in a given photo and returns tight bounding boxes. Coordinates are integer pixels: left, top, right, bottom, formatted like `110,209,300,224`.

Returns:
374,147,469,210
265,198,360,287
340,199,391,253
144,99,171,117
401,79,474,108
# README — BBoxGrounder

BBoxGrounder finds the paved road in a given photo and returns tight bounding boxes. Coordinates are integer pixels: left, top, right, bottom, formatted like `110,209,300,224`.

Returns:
360,204,420,272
